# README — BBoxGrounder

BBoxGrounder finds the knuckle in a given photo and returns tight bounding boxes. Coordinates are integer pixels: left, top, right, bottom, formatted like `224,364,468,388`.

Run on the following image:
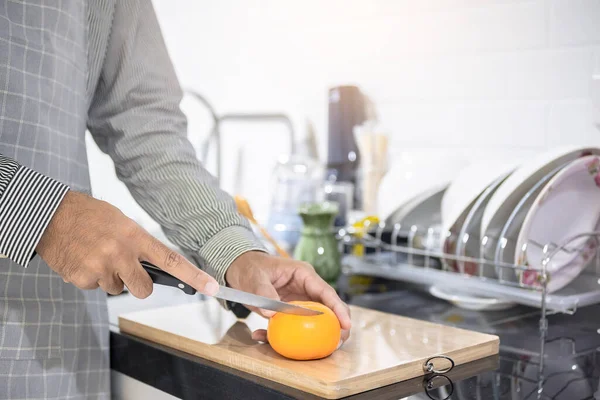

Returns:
86,261,106,277
300,261,315,271
193,268,209,283
72,275,97,290
60,263,78,281
98,238,120,257
164,251,183,272
148,237,162,254
122,219,141,238
326,286,338,297
81,282,99,290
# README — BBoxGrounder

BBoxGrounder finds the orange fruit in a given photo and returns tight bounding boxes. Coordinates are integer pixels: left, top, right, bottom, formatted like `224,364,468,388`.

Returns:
267,301,341,360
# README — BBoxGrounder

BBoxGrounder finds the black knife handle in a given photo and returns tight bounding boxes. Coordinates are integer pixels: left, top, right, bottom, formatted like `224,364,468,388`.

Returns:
139,261,251,318
140,261,197,295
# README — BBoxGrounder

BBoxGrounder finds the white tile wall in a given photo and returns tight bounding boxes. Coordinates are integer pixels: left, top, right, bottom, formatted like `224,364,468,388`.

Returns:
549,0,600,45
86,0,600,225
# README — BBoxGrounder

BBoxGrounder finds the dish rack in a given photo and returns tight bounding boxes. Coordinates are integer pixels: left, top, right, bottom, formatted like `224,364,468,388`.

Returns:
339,222,600,317
335,222,600,399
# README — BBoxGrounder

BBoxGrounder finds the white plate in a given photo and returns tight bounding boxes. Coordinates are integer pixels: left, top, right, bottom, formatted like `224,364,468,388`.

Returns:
441,161,517,234
481,145,600,267
391,184,447,230
520,245,597,293
378,152,467,222
513,156,600,292
385,182,448,230
516,155,600,272
383,184,447,253
440,161,516,273
429,286,516,311
454,173,512,276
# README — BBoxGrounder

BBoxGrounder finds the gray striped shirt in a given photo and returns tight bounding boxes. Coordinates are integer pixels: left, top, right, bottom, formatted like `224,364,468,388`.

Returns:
0,0,265,287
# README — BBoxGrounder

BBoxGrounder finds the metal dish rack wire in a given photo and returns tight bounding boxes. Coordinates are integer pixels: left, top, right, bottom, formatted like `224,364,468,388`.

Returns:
339,223,600,320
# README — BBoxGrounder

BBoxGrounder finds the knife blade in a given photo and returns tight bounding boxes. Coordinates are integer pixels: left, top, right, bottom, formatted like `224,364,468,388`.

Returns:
212,285,322,316
140,261,322,316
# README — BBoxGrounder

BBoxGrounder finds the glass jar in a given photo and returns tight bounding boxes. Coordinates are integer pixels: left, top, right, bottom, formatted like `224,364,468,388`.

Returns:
266,155,323,252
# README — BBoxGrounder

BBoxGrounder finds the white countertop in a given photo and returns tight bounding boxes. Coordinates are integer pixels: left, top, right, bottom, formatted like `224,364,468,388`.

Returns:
107,286,204,331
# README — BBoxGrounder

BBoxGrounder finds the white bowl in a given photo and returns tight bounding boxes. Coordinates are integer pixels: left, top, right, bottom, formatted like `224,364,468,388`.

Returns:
481,145,600,268
514,155,600,291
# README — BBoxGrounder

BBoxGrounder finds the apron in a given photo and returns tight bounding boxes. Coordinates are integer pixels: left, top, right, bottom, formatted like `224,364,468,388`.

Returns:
0,1,112,398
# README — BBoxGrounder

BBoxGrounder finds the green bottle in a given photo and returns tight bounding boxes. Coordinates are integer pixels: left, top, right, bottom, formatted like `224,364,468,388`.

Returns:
293,202,341,286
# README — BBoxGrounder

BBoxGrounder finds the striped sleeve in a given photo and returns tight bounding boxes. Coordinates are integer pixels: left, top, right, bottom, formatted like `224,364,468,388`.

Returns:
87,0,267,289
0,155,69,267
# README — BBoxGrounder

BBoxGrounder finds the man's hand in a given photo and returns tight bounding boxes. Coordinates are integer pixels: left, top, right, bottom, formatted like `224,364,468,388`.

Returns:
225,251,352,344
36,191,219,298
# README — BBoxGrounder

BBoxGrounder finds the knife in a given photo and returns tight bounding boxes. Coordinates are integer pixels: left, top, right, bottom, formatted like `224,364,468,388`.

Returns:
140,261,322,316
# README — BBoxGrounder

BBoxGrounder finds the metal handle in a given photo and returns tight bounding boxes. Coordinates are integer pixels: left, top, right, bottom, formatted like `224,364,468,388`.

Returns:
140,261,197,295
183,89,296,187
424,355,455,374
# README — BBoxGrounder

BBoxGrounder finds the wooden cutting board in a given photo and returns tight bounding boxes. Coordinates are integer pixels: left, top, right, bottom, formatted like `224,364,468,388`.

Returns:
119,300,499,399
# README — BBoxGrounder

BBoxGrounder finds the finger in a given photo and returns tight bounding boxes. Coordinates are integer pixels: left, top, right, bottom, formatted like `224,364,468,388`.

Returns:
68,265,101,290
141,235,218,296
246,282,280,318
98,274,125,295
251,329,268,343
119,261,153,299
341,329,350,343
279,294,311,302
303,271,352,330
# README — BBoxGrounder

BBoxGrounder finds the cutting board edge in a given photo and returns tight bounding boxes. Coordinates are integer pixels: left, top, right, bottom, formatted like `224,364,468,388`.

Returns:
118,315,500,399
329,335,500,396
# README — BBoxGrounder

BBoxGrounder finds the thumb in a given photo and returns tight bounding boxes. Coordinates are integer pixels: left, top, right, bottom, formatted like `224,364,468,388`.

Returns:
250,282,280,318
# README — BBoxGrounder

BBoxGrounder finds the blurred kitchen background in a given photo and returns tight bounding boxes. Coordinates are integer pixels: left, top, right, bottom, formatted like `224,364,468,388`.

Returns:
86,0,600,243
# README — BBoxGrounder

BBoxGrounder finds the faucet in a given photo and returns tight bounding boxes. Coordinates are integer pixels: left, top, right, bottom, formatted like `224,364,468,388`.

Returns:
183,89,295,186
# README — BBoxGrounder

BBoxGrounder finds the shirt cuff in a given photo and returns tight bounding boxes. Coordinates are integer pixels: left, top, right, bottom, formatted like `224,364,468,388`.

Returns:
0,164,69,267
197,225,267,286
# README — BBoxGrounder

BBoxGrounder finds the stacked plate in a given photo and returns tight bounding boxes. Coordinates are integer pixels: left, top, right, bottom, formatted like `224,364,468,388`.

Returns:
438,145,600,298
378,153,468,253
440,160,516,276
